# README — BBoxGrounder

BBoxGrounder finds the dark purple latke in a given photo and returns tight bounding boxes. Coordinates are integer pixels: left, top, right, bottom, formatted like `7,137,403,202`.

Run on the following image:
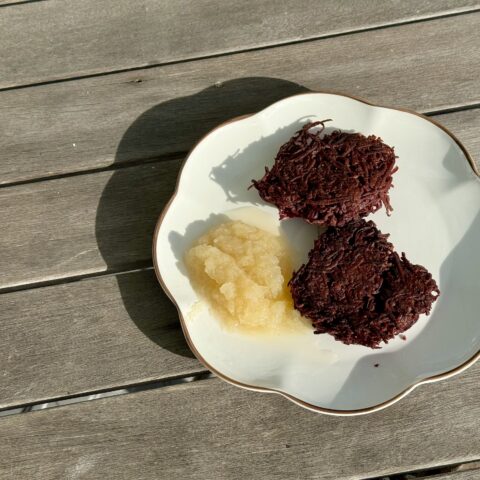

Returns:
289,220,440,348
252,121,398,227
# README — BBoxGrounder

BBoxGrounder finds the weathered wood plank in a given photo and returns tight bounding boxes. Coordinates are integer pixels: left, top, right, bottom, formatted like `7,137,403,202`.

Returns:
1,13,480,184
1,108,479,290
0,369,479,480
1,0,478,89
0,270,203,409
0,160,178,288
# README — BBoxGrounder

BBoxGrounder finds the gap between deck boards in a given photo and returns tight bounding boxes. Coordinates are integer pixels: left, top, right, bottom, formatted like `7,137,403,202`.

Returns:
0,0,44,8
0,153,186,190
367,460,480,479
0,371,212,417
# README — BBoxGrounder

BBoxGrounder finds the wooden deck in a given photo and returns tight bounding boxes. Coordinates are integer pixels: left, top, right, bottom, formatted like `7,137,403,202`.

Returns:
0,1,479,478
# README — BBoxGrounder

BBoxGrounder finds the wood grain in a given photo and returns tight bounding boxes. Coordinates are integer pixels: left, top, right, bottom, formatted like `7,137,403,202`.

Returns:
0,0,478,89
0,270,202,409
1,108,478,290
0,160,178,288
0,370,479,480
1,13,479,184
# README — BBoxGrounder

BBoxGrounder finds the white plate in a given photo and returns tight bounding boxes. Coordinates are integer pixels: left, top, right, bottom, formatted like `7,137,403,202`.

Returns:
153,92,480,415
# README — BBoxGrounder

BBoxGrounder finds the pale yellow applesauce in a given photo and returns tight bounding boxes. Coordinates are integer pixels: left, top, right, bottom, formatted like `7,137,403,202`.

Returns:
185,220,306,332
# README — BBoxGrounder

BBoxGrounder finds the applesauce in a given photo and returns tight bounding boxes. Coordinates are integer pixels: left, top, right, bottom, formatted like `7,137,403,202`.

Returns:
185,220,306,332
